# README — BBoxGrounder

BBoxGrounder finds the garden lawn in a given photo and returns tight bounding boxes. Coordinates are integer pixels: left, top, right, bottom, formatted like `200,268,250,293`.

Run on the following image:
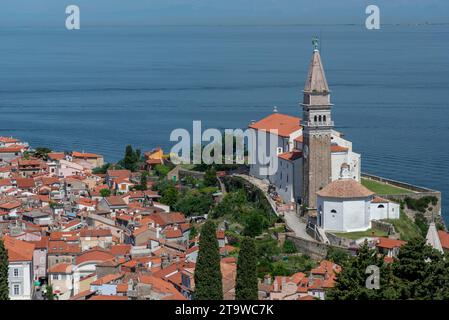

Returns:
361,178,413,195
334,228,388,240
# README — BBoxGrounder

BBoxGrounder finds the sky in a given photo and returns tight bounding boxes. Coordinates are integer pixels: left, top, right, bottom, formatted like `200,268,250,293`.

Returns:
0,0,448,27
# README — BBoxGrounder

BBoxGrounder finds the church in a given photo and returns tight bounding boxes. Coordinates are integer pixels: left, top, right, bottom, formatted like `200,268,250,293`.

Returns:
248,40,399,233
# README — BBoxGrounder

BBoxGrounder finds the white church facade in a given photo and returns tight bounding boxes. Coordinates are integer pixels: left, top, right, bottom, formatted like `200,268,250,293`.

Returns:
248,41,399,233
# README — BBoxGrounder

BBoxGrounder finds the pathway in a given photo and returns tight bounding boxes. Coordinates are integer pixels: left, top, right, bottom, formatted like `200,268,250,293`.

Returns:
233,174,313,241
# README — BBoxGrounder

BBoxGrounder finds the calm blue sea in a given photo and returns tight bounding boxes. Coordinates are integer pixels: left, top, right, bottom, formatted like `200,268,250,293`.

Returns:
0,25,448,220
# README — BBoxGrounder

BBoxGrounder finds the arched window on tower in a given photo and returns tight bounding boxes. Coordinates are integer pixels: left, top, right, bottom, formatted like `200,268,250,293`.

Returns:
323,115,327,123
318,115,322,122
314,115,317,122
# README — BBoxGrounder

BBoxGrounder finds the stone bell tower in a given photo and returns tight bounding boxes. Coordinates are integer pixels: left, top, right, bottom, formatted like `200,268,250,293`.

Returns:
301,38,333,216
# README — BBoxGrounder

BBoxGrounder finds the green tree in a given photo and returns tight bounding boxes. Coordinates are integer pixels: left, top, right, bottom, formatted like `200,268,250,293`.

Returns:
0,239,9,300
135,172,148,191
235,237,258,300
189,225,198,240
160,186,179,207
243,211,265,237
204,166,217,187
392,237,441,299
45,285,55,300
326,246,351,266
327,241,384,300
194,220,223,300
175,190,213,216
282,239,297,254
100,188,112,197
92,163,112,174
34,147,52,160
154,164,170,177
120,145,141,172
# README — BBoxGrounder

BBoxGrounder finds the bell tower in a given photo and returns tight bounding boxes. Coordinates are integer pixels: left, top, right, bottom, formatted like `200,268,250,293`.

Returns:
301,38,333,216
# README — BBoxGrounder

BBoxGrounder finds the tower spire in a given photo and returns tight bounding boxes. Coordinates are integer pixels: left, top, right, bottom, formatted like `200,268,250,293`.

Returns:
301,38,334,217
304,38,329,93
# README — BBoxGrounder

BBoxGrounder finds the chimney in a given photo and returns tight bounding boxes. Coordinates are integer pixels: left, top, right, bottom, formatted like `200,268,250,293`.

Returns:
281,277,286,291
264,275,271,286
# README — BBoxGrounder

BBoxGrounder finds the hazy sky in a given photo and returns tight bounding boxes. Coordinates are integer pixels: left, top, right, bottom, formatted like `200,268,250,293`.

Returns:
0,0,448,26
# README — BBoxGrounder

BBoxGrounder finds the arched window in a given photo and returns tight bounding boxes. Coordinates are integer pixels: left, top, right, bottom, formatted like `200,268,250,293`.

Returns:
377,205,385,209
314,115,317,122
330,209,337,213
323,115,327,122
318,115,322,122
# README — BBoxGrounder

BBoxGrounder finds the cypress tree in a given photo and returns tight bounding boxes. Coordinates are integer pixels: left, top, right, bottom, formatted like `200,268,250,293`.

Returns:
194,220,223,300
0,239,9,300
235,237,258,300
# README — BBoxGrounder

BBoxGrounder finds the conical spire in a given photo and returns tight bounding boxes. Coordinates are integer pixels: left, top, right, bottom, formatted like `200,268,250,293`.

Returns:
304,43,329,93
426,222,443,253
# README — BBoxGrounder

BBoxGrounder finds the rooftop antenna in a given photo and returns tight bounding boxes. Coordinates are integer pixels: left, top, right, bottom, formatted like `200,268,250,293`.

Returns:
320,29,323,53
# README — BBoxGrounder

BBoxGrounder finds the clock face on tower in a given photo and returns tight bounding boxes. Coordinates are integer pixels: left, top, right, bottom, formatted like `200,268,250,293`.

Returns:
303,145,309,159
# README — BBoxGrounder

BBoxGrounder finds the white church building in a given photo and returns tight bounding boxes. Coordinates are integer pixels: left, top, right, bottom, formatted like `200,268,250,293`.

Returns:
248,41,399,233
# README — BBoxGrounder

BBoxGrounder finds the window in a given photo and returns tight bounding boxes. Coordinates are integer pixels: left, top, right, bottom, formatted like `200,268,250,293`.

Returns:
13,268,19,277
323,115,327,122
377,205,385,209
13,284,20,296
330,209,337,214
52,274,59,280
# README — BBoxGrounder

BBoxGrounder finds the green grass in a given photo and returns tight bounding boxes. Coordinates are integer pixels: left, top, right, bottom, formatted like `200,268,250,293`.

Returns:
334,228,388,240
384,211,423,242
361,178,413,195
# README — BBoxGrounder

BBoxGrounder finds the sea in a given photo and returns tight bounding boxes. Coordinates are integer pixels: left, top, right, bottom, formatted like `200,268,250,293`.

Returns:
0,24,448,221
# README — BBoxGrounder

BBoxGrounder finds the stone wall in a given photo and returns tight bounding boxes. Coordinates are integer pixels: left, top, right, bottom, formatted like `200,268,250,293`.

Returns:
286,233,352,260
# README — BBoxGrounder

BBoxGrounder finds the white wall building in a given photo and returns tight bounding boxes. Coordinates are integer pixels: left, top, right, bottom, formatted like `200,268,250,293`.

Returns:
248,112,361,205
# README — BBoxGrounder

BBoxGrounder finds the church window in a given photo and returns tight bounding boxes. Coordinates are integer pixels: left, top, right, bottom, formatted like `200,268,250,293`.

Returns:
323,115,327,122
330,209,337,214
314,115,317,122
318,115,322,122
377,205,385,209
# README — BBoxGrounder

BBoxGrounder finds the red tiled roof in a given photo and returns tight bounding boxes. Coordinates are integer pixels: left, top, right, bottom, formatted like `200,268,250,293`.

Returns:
438,230,449,249
371,196,390,204
249,113,302,138
89,295,128,300
317,179,375,198
105,196,127,207
48,241,81,255
376,237,406,249
91,273,123,286
76,249,114,265
72,151,102,159
47,152,65,161
331,145,349,153
278,150,302,162
3,236,35,262
16,178,35,189
48,263,73,274
109,244,131,256
79,228,111,238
